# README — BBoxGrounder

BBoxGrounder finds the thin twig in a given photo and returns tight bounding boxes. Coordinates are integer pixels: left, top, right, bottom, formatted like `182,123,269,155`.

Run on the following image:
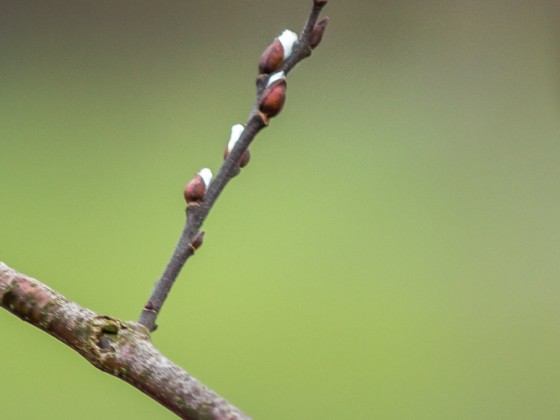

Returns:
138,0,329,332
1,3,330,418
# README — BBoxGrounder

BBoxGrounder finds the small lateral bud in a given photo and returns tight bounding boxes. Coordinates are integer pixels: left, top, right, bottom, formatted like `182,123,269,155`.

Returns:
239,148,251,168
223,124,251,168
258,30,298,74
310,17,329,49
259,71,287,121
190,231,205,252
224,146,251,169
184,168,212,205
313,0,329,6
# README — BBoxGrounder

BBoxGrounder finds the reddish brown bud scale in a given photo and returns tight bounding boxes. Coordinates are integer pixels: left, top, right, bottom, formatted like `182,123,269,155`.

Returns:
259,78,287,119
184,174,206,205
239,149,251,168
258,30,298,75
258,40,284,74
310,17,329,49
190,231,205,252
223,146,251,169
313,0,329,6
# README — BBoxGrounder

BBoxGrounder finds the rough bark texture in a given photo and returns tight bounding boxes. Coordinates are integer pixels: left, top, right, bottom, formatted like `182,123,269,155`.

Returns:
0,262,249,420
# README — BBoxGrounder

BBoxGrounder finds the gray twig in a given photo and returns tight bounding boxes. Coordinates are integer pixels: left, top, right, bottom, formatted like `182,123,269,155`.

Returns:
138,0,329,333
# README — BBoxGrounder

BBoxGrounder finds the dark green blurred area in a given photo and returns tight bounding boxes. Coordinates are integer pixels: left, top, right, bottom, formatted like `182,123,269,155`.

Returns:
1,1,559,419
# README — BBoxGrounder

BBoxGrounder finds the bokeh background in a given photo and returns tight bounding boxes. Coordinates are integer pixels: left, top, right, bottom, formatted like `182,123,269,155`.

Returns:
1,1,559,419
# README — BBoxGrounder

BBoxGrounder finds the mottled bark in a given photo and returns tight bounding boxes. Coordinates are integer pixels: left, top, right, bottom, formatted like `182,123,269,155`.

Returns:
0,262,249,420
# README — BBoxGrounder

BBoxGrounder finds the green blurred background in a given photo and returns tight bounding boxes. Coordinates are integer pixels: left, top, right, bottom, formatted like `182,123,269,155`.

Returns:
1,1,559,418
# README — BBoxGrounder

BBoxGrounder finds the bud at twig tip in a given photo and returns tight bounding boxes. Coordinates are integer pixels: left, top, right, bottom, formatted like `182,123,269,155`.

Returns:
310,17,329,49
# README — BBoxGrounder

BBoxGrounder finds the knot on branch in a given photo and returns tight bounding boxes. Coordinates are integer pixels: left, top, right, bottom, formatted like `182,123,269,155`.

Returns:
88,317,152,376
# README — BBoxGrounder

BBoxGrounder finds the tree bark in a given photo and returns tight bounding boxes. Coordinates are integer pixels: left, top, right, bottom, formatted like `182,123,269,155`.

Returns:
0,262,249,420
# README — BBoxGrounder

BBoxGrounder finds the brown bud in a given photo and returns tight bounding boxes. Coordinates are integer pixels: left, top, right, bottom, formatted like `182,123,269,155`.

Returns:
184,174,206,205
224,146,251,169
184,169,212,205
313,0,329,6
258,39,284,74
239,149,251,168
259,76,287,119
310,17,329,49
258,30,298,75
190,231,205,252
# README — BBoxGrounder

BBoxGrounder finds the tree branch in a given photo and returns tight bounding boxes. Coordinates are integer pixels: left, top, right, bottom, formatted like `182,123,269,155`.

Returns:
0,262,249,420
138,0,330,332
2,1,330,418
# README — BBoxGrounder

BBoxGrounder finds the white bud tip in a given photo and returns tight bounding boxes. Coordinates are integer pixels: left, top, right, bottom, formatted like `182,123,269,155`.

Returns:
198,168,213,188
267,71,285,87
227,124,245,153
278,30,298,60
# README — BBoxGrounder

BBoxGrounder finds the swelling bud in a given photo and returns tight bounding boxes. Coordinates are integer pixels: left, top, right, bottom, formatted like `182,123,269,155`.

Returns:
184,168,212,206
190,231,205,253
258,71,287,122
258,30,298,74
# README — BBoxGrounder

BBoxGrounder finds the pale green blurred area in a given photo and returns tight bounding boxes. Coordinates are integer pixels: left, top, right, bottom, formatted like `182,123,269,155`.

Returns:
1,0,559,418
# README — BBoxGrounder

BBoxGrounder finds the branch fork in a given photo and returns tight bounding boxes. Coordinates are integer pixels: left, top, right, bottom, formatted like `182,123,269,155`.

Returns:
2,1,330,418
